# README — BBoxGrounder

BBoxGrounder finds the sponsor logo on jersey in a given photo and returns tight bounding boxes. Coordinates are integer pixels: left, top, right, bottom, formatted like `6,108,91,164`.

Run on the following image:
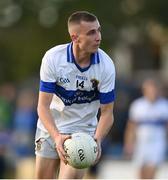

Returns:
76,75,88,81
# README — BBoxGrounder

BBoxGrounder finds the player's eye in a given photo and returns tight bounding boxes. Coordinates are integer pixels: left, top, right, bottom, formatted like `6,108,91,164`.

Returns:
87,30,96,35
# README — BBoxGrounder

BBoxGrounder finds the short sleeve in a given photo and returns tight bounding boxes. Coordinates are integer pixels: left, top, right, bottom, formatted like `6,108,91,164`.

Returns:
99,60,115,104
39,53,56,93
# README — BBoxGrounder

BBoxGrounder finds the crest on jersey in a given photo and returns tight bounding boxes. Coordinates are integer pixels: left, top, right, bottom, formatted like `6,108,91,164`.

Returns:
90,79,99,90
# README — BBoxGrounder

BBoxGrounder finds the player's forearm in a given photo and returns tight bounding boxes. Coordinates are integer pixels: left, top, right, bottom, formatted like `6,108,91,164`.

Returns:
37,105,60,140
94,113,114,142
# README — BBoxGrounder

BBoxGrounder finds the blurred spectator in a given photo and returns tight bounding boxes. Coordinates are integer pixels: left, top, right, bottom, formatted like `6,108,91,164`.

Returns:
0,83,16,178
124,78,168,179
12,89,37,178
12,89,37,157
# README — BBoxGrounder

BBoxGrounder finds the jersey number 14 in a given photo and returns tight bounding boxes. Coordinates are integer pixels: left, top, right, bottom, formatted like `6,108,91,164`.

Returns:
76,80,84,88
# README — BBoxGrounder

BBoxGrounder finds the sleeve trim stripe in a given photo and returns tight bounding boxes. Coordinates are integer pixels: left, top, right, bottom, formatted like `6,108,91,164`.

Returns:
100,90,115,104
39,80,56,93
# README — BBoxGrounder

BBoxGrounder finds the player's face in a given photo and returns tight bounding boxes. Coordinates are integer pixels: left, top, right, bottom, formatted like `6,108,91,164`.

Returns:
77,20,101,53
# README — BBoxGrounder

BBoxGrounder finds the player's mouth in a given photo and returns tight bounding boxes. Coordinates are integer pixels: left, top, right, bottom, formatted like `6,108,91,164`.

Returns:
93,44,100,48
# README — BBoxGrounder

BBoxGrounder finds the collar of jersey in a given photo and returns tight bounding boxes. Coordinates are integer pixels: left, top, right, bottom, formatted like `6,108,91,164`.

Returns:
67,43,100,72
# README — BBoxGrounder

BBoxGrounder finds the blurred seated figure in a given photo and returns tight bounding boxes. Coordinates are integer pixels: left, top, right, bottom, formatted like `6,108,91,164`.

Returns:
124,78,168,179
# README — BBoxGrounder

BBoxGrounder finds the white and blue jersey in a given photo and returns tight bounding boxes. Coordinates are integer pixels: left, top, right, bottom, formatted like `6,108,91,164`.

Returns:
129,97,168,166
37,43,115,135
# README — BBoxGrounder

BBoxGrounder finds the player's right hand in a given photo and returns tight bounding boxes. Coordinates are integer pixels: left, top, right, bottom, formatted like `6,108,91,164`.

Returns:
54,134,71,164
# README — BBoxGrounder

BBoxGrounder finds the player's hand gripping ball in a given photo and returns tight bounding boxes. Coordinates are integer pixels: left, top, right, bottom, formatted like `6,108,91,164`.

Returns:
64,132,98,169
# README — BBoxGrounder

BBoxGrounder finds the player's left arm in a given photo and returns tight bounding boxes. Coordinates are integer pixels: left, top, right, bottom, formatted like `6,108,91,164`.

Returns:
94,102,114,142
94,57,115,142
93,54,115,162
94,102,114,162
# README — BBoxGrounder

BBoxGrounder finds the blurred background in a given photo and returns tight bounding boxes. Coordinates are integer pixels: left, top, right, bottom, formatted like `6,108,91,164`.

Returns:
0,0,168,178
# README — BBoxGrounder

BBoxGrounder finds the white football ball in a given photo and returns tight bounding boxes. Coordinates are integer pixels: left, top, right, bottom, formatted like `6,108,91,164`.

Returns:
64,132,98,169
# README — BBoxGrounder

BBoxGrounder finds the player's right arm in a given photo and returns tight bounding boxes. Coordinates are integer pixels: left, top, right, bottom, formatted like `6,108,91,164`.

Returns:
38,52,70,163
37,91,59,142
37,91,70,163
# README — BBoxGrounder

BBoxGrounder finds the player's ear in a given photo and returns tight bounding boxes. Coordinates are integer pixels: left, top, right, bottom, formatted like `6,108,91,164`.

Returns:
71,34,78,43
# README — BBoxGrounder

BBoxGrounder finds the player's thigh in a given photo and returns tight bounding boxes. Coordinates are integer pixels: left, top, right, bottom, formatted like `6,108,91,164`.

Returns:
58,160,87,179
35,128,60,178
35,155,60,179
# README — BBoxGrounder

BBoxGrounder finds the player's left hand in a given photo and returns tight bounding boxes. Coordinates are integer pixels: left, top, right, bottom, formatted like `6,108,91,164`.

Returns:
93,138,102,164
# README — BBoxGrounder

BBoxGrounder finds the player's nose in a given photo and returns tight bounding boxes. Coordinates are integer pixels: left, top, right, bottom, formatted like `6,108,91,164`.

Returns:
96,31,101,42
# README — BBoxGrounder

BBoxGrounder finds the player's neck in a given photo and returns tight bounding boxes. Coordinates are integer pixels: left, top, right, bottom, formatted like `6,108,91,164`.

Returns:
73,45,91,68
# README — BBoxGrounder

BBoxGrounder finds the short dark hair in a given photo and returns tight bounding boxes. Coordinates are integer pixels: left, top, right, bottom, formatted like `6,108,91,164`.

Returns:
68,11,97,25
